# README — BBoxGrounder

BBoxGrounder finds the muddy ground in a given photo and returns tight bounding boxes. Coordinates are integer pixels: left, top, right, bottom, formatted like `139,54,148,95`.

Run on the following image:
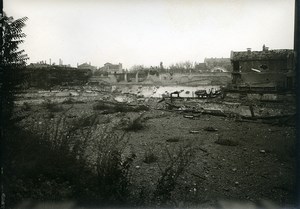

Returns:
13,91,296,208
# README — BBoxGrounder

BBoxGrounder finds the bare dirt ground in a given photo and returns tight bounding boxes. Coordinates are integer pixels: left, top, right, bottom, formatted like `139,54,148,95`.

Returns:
13,92,296,208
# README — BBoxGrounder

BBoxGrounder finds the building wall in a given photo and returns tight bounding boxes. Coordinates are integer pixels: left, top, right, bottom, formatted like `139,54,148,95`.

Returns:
240,72,286,88
239,59,288,73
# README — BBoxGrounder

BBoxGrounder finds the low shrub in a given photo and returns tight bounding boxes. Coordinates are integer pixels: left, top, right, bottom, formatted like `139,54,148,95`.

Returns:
72,114,99,128
135,105,150,111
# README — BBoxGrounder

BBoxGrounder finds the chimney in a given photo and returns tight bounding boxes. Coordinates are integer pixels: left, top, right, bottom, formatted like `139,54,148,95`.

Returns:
247,48,251,53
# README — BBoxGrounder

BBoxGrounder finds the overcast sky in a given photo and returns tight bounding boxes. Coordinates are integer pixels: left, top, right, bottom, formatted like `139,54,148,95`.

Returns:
5,0,295,69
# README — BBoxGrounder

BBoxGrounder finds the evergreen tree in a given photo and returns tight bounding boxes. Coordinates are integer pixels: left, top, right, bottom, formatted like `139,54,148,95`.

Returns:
0,14,28,122
0,13,28,209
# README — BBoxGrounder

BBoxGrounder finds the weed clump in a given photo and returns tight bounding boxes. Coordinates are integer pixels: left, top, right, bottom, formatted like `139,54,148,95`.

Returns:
43,100,63,112
62,98,85,104
72,114,99,128
143,149,158,164
215,136,238,146
22,102,31,111
5,113,132,207
93,102,113,111
93,101,149,114
153,144,196,204
124,117,145,132
166,137,180,143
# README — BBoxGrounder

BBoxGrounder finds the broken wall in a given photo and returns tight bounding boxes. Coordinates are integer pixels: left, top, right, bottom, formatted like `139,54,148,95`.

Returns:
239,60,288,73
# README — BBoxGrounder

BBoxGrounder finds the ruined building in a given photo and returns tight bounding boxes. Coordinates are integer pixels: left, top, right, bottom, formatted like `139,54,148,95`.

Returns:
77,62,97,72
204,57,232,72
99,62,123,74
230,45,295,91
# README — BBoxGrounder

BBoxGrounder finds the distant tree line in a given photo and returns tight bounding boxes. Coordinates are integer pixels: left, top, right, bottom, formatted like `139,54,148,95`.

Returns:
25,67,92,89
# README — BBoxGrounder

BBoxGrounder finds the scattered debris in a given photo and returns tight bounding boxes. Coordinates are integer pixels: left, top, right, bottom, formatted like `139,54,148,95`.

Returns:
184,115,194,119
189,130,200,134
157,97,165,103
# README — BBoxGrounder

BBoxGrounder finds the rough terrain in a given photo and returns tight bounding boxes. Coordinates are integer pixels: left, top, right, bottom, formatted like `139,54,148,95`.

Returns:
13,89,296,208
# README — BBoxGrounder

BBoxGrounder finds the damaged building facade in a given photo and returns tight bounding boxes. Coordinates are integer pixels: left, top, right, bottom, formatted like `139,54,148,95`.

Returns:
204,57,232,72
230,45,295,92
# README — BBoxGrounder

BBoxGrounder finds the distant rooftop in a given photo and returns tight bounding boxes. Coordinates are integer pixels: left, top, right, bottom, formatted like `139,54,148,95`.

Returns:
204,58,231,63
231,46,294,61
78,62,92,67
78,62,97,70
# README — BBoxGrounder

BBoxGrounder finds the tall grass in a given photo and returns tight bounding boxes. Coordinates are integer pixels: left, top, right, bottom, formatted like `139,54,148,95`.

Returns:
4,112,133,207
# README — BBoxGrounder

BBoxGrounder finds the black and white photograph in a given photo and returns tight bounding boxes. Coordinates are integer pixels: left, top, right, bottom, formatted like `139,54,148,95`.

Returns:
0,0,297,208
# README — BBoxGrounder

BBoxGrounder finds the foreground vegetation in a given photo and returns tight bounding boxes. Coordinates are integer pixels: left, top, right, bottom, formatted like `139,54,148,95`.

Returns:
4,101,200,208
3,99,295,208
